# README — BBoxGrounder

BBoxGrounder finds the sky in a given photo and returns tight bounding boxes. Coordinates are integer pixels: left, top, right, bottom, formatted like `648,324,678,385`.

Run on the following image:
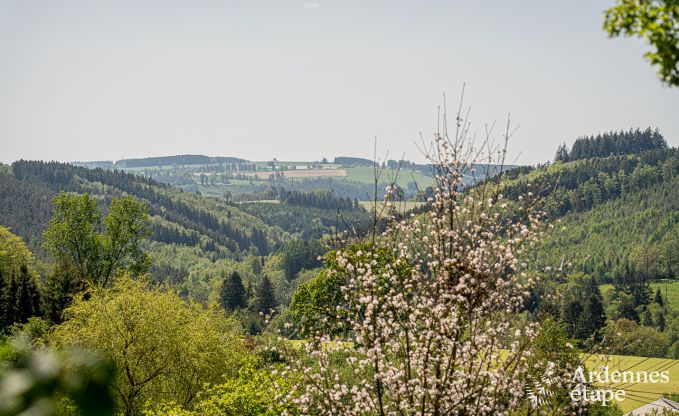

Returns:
0,0,677,165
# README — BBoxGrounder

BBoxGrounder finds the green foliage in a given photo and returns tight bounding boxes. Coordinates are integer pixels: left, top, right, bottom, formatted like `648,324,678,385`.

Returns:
290,268,345,337
0,226,37,280
253,275,278,315
145,362,297,416
517,319,596,415
43,192,151,287
604,318,671,357
279,239,324,281
0,227,42,332
49,277,246,415
41,258,84,324
559,275,607,343
604,0,679,87
537,175,679,281
219,271,247,311
0,347,115,416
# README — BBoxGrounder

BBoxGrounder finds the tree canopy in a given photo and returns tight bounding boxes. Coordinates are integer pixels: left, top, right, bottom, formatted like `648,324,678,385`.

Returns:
49,277,246,415
43,193,151,287
604,0,679,87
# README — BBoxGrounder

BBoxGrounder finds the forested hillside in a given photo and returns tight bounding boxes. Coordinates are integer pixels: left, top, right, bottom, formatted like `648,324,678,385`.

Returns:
493,130,679,282
2,161,282,258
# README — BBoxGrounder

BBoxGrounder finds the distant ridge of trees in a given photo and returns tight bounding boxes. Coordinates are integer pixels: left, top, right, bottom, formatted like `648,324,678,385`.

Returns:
278,189,357,211
333,157,374,166
555,127,667,162
116,154,248,168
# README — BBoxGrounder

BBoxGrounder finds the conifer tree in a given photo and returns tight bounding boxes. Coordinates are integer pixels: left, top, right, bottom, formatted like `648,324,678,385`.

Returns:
7,273,18,326
581,292,606,341
655,288,665,307
254,275,277,315
15,265,40,323
219,271,246,311
656,311,666,332
42,258,84,324
0,270,7,330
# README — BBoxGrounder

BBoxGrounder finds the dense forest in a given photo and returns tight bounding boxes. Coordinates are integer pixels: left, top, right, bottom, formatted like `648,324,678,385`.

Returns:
115,154,248,168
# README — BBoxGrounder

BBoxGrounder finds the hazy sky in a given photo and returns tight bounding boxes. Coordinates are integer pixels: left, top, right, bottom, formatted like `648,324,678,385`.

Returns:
1,0,677,165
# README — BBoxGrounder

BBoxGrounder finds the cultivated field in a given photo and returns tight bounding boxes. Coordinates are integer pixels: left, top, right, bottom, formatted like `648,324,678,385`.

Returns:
584,354,679,413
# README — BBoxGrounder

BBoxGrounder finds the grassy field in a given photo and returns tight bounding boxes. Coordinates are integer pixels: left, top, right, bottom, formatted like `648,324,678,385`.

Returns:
600,280,679,309
584,354,679,413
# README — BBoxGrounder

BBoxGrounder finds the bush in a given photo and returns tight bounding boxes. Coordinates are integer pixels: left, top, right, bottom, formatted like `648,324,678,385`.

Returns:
145,360,298,416
604,319,670,357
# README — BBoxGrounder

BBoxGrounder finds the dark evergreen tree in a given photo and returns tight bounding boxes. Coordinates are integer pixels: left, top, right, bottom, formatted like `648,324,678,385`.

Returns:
613,273,652,308
555,143,569,162
641,308,654,327
0,270,7,330
15,265,41,324
42,258,84,324
656,311,666,332
579,278,607,341
254,275,277,315
219,271,247,311
654,288,665,307
561,299,583,339
6,274,18,326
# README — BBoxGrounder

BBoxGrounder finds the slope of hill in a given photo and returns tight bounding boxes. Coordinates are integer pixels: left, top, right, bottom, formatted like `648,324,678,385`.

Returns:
0,161,286,263
536,175,679,281
493,131,679,282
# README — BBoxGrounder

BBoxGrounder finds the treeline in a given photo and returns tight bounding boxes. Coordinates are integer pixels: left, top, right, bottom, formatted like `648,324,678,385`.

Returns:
278,189,358,211
116,154,247,168
555,127,667,162
239,188,370,239
333,156,373,166
239,202,371,239
231,177,393,201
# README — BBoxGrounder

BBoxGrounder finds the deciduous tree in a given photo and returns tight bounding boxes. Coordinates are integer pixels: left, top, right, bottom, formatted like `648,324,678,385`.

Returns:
43,193,151,287
50,277,246,416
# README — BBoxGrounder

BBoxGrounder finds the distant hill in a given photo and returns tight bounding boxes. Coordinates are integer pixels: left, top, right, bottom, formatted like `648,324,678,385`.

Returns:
113,154,248,168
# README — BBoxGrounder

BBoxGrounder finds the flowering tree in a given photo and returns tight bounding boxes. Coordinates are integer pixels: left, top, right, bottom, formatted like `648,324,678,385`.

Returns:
282,106,552,415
